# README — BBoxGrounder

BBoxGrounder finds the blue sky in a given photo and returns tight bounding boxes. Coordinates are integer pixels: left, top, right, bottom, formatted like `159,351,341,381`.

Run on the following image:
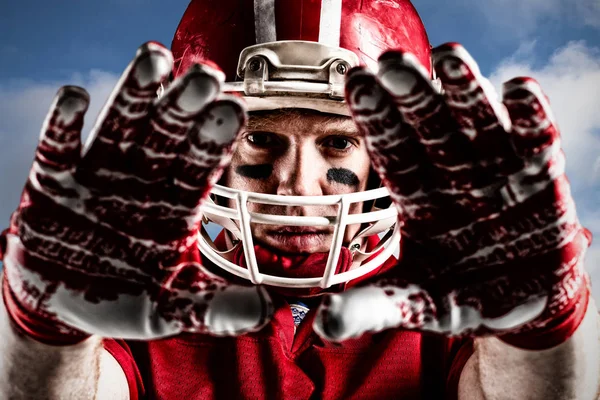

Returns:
1,0,599,296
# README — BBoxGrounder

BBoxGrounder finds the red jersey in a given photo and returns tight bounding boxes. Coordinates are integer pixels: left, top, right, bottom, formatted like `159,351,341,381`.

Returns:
104,233,473,399
105,294,472,400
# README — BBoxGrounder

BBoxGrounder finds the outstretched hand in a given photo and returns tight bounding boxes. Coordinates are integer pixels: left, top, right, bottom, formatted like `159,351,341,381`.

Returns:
1,42,272,341
314,43,590,341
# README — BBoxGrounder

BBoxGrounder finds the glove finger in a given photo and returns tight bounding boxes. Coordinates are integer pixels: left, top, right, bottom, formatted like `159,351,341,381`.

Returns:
313,285,436,342
203,284,273,335
35,86,89,173
135,63,223,182
502,77,560,161
433,43,519,183
18,87,89,243
25,87,89,202
376,50,476,193
501,77,568,206
345,66,429,215
312,278,548,341
172,96,246,212
79,42,172,187
158,262,273,336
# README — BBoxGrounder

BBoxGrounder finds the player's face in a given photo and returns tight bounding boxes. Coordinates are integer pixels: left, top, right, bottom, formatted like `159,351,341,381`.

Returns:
223,109,372,254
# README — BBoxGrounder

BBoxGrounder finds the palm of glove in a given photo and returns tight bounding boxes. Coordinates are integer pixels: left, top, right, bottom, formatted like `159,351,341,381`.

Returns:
2,42,271,339
315,43,590,340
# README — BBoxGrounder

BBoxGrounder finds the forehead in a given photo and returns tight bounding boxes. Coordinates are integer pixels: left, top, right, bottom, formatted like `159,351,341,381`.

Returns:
246,109,359,135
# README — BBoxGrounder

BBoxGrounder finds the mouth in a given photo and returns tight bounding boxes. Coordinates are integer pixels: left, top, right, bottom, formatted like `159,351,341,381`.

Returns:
263,227,332,253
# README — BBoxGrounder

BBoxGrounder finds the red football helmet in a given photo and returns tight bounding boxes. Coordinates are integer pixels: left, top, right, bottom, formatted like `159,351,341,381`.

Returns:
172,0,431,78
170,0,432,291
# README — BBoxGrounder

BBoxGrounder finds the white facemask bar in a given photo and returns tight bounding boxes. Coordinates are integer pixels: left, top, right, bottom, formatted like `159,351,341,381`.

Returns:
198,184,400,288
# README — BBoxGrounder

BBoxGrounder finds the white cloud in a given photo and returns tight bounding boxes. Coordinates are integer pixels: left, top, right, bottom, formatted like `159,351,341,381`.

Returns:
489,40,600,188
489,40,600,302
0,70,119,227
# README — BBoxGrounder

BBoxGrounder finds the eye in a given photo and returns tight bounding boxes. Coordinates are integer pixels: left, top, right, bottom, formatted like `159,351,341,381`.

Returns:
246,132,278,148
321,136,355,152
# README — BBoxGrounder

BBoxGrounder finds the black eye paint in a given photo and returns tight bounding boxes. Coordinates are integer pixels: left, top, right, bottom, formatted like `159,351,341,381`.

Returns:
235,164,273,180
327,168,360,186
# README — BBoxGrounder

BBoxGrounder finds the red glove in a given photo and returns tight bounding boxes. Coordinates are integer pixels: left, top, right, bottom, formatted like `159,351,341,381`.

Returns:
1,42,272,345
314,43,591,349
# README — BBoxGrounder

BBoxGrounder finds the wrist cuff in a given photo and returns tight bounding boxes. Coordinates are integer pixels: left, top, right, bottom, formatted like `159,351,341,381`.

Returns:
2,274,90,346
498,279,590,350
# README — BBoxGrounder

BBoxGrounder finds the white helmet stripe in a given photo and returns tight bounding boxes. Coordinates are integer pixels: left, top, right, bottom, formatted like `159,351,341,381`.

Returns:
254,0,277,43
319,0,343,47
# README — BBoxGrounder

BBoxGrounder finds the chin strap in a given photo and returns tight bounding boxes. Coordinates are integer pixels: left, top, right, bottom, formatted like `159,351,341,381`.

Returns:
231,242,353,297
350,226,397,263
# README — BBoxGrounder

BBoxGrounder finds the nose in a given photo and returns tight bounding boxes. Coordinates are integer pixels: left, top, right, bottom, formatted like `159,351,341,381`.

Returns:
276,141,324,197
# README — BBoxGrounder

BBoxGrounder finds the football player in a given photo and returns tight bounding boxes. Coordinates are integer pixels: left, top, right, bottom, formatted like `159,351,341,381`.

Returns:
1,0,598,399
